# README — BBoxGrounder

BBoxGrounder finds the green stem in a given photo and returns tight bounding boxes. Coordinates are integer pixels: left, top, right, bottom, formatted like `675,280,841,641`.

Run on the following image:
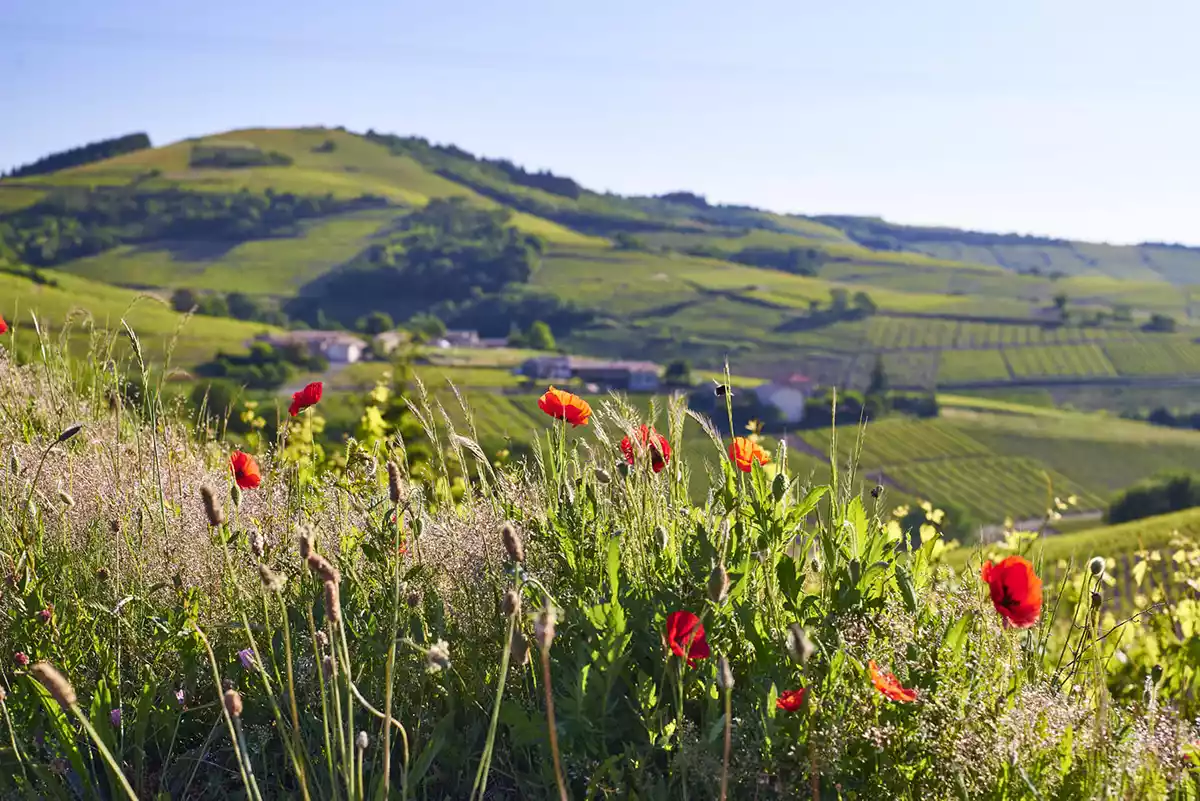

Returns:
471,614,516,800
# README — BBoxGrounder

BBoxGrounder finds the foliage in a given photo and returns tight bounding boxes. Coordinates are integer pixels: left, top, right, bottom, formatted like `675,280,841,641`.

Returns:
664,359,693,387
0,187,387,267
1108,471,1200,524
196,340,326,390
3,132,151,178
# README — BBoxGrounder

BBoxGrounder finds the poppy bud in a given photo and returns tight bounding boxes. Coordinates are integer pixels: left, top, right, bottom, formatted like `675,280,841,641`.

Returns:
534,602,557,651
55,424,83,444
717,655,734,690
594,467,611,485
1151,664,1163,683
200,486,225,527
511,631,531,666
849,559,861,585
406,590,421,608
501,589,521,618
1090,590,1102,610
230,484,243,509
356,731,369,751
616,461,630,478
426,640,451,673
1088,556,1105,578
223,689,243,718
708,564,730,605
387,461,405,505
772,472,786,502
57,488,74,510
501,523,525,564
30,662,76,709
786,624,815,665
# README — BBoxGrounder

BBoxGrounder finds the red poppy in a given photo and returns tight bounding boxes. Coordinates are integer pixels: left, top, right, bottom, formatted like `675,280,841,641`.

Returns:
0,315,7,335
981,555,1043,629
289,381,323,417
537,386,591,427
620,425,671,473
230,451,262,490
869,660,917,703
728,437,770,472
776,688,806,712
664,610,710,666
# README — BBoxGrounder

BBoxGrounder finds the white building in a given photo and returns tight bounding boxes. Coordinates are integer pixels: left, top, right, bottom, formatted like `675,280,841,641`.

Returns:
754,373,814,424
255,331,366,364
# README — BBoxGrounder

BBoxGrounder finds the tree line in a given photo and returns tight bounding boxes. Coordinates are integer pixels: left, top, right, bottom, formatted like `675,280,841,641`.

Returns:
2,133,151,179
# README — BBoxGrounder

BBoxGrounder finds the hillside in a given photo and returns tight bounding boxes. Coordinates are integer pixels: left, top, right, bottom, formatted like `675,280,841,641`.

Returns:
3,125,1199,391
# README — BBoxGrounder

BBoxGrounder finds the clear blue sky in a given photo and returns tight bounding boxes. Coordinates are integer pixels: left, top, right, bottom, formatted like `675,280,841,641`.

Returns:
3,0,1197,245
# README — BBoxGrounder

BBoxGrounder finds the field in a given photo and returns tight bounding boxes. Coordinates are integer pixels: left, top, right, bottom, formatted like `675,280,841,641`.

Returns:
1002,344,1117,379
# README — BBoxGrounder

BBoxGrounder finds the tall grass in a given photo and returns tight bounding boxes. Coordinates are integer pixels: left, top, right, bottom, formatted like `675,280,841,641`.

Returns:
0,327,1196,799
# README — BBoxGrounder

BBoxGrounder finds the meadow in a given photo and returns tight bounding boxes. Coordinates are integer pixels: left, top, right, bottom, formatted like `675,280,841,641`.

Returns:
0,330,1197,799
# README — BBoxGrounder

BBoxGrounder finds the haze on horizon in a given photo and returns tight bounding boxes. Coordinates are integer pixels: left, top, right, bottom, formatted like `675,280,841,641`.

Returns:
2,0,1197,247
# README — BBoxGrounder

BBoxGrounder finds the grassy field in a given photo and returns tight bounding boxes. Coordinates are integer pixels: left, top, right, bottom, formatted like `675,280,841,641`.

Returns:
0,270,272,366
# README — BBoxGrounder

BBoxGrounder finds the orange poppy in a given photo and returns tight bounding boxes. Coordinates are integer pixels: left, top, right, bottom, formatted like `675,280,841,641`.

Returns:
537,386,591,427
981,555,1043,629
230,451,262,490
728,437,770,472
620,425,671,473
289,381,323,417
776,688,806,712
869,660,917,703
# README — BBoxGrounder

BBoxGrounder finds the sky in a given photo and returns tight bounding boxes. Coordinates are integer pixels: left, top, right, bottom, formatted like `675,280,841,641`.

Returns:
2,0,1197,245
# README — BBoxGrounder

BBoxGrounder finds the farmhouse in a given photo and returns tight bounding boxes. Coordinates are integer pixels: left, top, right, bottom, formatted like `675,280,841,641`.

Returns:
255,331,366,364
518,356,662,392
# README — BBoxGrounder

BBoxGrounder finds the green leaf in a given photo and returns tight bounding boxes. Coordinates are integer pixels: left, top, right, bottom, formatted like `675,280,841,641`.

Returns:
942,613,973,661
407,713,453,788
895,565,917,614
794,485,829,519
606,535,621,603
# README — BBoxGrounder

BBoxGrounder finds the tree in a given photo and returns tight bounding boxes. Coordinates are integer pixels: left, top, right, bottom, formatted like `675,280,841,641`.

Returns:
358,311,395,336
829,288,849,314
664,359,694,387
614,232,642,250
171,287,198,313
407,313,446,342
1053,293,1069,313
227,292,261,321
867,357,890,397
527,320,556,351
1144,313,1177,333
852,291,878,315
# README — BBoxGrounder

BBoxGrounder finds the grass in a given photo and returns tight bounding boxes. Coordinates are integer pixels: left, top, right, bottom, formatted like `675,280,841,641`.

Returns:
2,332,1198,799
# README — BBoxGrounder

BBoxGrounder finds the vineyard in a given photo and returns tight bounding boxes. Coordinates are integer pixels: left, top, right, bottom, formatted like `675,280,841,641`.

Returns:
865,316,1135,350
1103,339,1200,375
800,418,990,469
1002,344,1117,378
886,456,1104,522
937,349,1012,383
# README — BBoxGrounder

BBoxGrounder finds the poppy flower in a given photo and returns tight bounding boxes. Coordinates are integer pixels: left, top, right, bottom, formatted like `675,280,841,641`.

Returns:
0,315,7,335
981,555,1043,629
620,425,671,473
289,381,323,417
728,437,770,472
537,386,591,427
776,688,806,712
664,610,711,666
869,660,917,703
230,450,262,490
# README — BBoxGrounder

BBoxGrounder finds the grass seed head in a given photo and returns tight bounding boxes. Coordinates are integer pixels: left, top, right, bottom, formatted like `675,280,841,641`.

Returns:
426,640,451,673
501,522,525,564
307,552,340,584
200,485,225,527
30,662,76,708
356,731,369,751
511,630,531,666
258,564,286,592
501,588,521,618
55,423,83,444
387,460,405,504
534,602,557,651
249,529,264,559
323,580,342,624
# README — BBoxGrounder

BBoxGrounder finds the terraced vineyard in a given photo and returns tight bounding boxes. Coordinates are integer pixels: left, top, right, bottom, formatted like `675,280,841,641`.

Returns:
800,418,990,469
865,316,1135,350
886,456,1103,522
1002,344,1116,378
937,349,1011,383
1103,339,1200,375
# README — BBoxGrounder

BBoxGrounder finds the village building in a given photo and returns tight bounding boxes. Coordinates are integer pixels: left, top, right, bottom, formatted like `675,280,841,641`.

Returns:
754,373,814,423
517,356,661,392
254,331,366,364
